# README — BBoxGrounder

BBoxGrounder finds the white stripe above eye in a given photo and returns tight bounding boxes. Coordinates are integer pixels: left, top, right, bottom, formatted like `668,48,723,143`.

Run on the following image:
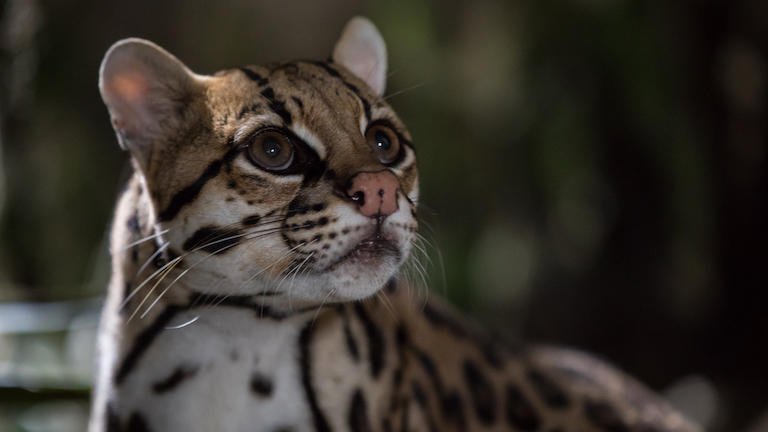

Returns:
234,114,280,143
290,123,327,160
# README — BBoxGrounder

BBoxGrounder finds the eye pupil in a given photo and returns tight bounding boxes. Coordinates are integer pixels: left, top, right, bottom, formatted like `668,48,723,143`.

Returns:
263,137,281,157
375,130,390,150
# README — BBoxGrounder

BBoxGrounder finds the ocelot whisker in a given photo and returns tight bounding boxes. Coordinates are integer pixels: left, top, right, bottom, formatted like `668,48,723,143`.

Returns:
140,225,302,317
135,241,169,278
121,228,170,251
128,257,183,322
310,287,336,326
383,82,427,100
376,290,398,322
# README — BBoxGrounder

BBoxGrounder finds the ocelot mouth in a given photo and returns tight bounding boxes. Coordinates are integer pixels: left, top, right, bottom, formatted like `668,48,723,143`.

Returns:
327,234,401,271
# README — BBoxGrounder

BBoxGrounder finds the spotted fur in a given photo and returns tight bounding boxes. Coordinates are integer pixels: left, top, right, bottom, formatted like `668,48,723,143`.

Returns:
90,17,701,432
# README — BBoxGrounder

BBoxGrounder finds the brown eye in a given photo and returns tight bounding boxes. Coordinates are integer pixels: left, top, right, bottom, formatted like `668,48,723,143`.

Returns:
247,130,294,171
365,124,401,165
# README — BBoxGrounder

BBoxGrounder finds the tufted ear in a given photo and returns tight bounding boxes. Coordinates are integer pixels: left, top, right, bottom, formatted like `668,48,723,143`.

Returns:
99,38,201,167
332,16,387,96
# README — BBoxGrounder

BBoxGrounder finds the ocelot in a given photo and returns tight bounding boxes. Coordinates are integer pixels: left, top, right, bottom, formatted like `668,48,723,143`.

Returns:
90,16,701,432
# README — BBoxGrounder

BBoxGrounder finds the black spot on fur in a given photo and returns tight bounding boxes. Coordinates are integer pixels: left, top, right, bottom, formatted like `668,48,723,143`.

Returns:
505,384,541,431
152,365,198,394
463,360,497,424
291,96,304,109
353,303,385,379
250,373,274,397
183,225,242,254
527,369,570,409
584,400,630,432
348,389,372,432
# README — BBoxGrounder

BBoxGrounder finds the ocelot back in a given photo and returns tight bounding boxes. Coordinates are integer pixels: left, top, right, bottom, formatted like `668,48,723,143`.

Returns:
91,16,701,432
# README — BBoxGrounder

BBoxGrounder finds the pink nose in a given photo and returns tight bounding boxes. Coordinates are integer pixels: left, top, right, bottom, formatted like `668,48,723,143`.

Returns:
347,170,400,218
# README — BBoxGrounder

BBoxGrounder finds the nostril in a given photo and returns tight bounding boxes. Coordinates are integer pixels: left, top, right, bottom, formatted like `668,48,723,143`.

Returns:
351,190,365,205
346,170,400,218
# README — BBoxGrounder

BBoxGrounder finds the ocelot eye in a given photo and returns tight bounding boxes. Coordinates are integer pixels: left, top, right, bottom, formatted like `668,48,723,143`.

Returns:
365,124,401,165
247,130,294,171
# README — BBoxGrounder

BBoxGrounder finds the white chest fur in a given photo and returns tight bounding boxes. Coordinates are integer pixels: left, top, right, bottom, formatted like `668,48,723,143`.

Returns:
110,307,314,432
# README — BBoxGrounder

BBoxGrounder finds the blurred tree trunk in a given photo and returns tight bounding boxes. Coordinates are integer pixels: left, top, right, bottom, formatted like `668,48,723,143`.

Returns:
0,0,41,285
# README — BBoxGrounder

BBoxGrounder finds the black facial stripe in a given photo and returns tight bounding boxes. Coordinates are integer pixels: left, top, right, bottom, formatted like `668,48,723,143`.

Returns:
353,303,386,379
242,214,261,226
291,96,304,109
299,322,332,432
342,81,372,122
182,225,243,255
158,148,238,222
152,365,198,394
260,87,292,125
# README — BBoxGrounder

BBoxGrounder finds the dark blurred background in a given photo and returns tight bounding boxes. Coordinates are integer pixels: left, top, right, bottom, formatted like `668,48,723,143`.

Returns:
0,0,766,431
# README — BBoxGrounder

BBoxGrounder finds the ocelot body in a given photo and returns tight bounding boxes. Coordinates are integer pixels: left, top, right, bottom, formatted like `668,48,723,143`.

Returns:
90,17,701,432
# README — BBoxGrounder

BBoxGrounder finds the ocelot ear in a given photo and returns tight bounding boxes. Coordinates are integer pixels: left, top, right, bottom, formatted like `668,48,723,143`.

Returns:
99,38,202,168
332,16,387,96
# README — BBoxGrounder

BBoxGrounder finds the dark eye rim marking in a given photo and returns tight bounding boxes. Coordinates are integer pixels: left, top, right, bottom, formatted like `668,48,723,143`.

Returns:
245,128,295,171
364,121,404,166
237,126,323,178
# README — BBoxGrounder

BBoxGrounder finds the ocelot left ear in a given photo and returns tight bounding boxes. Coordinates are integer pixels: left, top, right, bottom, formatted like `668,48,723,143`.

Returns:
99,38,204,171
332,16,388,96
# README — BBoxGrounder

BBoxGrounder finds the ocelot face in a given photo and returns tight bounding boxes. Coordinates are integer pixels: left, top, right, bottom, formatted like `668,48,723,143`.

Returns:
100,20,418,307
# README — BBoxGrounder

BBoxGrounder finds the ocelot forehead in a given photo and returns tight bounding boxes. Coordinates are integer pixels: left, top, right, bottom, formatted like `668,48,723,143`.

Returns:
208,61,414,177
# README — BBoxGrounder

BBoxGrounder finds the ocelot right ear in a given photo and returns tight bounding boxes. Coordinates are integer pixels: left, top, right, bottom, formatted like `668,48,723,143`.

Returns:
332,16,388,96
99,38,203,170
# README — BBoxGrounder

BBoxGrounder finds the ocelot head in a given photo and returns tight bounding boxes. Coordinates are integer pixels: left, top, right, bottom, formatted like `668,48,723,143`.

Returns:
99,17,418,308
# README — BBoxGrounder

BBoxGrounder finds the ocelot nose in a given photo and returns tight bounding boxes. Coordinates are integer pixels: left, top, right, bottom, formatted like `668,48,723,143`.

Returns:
346,170,400,218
